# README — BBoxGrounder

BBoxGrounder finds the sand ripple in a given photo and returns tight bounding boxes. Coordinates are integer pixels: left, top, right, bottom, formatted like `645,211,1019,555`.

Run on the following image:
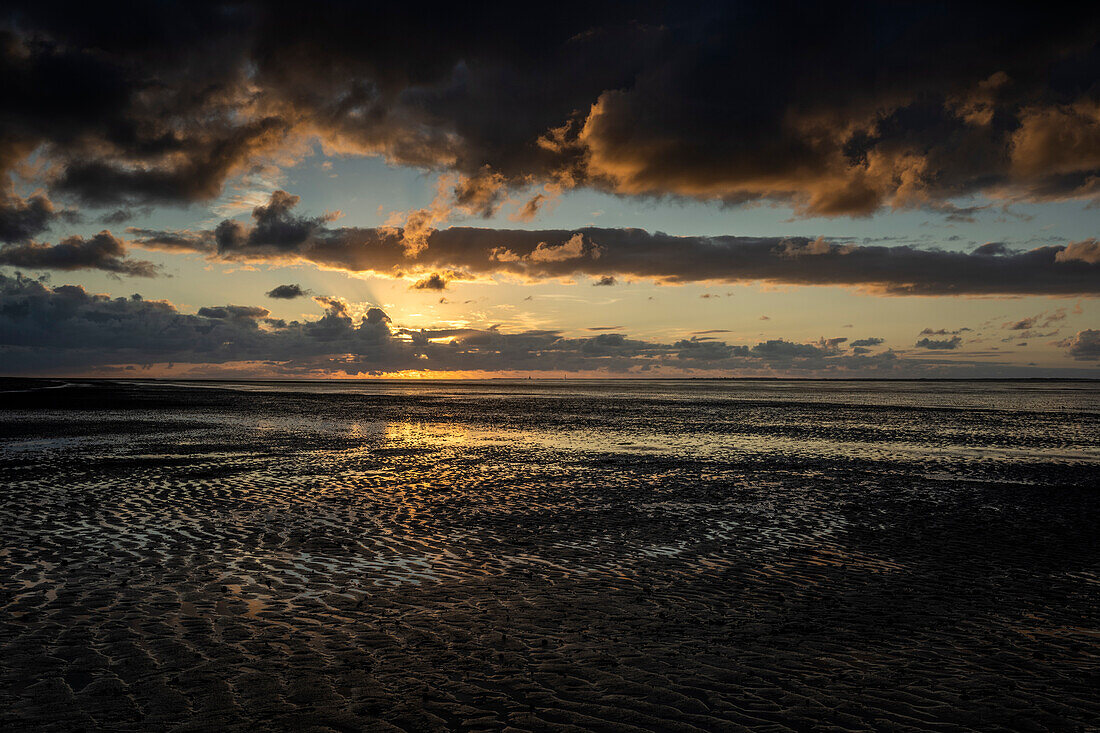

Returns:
1,381,1098,731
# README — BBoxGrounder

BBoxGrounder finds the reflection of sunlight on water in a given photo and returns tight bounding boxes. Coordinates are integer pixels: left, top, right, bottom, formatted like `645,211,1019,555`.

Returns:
384,420,478,448
87,383,1095,469
372,419,1098,466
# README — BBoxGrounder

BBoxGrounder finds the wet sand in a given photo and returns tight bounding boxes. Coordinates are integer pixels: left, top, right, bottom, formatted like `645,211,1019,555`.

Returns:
2,380,1098,731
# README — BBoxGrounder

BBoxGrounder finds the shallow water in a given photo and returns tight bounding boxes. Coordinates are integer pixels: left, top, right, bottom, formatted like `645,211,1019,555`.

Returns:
1,379,1098,731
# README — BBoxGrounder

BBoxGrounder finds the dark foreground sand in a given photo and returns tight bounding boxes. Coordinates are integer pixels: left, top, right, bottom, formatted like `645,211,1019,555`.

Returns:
1,381,1098,731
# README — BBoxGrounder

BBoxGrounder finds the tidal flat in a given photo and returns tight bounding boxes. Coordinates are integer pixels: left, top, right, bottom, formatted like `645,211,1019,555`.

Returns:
1,379,1098,731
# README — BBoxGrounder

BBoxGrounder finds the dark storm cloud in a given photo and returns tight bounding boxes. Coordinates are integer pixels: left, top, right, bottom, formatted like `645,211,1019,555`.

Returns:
266,283,309,299
0,192,55,243
52,117,289,205
0,272,951,376
563,6,1100,213
0,3,278,207
3,2,1100,217
0,231,157,276
131,194,1100,296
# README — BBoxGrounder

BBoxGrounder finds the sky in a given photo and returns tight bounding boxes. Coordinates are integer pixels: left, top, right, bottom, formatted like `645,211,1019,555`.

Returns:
1,1,1098,378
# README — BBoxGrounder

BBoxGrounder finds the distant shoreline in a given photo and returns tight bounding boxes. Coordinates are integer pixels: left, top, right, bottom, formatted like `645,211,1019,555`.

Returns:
4,376,1098,384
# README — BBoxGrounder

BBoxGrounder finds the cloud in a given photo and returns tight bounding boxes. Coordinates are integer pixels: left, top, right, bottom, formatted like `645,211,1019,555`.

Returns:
1004,308,1068,331
1005,315,1039,330
920,328,971,335
1043,308,1068,326
0,191,55,243
215,190,334,254
593,275,616,286
131,194,1100,296
972,242,1010,256
196,305,271,321
751,340,828,360
4,3,1100,219
1009,103,1100,191
0,272,961,377
1055,240,1100,265
914,336,962,350
673,337,748,361
818,337,848,352
5,272,1096,377
311,295,351,318
562,9,1100,214
522,233,598,263
512,193,547,222
97,207,149,225
266,283,310,299
411,272,450,290
0,231,157,276
1059,330,1100,360
126,227,215,253
452,168,508,218
850,337,884,347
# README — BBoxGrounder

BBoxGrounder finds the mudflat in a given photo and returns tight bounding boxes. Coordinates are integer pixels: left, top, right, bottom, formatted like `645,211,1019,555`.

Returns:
2,379,1098,731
